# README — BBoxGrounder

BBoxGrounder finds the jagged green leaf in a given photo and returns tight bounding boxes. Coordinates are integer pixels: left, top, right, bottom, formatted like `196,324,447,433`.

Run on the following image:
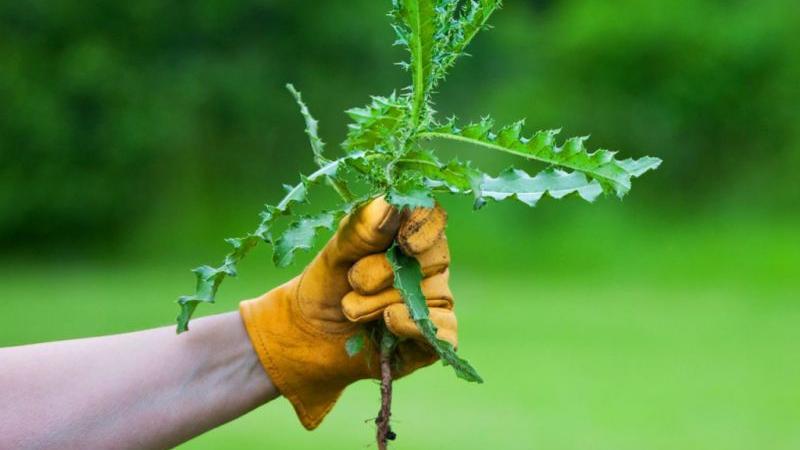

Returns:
395,150,486,208
176,234,260,333
287,84,357,202
386,174,435,210
343,93,407,152
386,243,483,383
273,211,338,267
431,0,502,86
386,186,435,210
397,150,480,194
418,118,662,197
177,266,226,333
343,151,393,189
619,156,665,177
275,156,353,210
287,83,328,166
478,167,603,207
392,0,436,125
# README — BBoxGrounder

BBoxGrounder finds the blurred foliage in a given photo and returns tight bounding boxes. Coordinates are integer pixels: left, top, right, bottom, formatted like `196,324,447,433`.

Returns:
2,3,798,446
0,0,798,251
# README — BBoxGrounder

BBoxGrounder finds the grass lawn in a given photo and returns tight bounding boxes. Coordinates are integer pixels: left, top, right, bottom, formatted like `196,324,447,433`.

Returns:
2,236,798,450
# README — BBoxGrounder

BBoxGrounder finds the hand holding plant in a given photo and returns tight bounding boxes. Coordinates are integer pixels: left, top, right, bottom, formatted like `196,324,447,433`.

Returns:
239,197,455,431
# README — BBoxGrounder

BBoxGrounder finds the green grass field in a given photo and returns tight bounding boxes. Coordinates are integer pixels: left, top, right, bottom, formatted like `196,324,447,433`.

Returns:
2,220,798,450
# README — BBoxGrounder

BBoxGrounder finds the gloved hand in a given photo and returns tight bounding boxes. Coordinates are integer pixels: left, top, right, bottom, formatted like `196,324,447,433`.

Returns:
239,198,458,430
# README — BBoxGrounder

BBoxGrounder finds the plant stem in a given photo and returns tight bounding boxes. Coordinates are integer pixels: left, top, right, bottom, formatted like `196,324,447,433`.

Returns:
376,327,398,450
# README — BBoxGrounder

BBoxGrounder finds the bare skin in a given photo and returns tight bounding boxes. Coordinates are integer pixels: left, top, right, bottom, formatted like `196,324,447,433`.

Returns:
0,312,278,450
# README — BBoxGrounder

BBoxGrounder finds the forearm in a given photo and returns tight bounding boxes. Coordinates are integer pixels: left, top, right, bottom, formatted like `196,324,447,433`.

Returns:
0,312,278,450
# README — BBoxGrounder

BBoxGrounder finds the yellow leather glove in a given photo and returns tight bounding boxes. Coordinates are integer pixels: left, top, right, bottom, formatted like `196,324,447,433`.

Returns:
240,198,457,430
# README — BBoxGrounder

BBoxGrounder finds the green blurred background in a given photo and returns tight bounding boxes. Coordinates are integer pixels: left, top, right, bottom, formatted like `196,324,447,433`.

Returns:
1,1,798,449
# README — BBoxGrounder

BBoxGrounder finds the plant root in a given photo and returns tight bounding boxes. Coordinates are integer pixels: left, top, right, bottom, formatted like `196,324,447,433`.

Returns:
376,332,396,449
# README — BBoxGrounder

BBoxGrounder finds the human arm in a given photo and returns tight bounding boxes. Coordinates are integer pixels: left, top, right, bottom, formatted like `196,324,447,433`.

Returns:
0,199,458,448
0,312,278,450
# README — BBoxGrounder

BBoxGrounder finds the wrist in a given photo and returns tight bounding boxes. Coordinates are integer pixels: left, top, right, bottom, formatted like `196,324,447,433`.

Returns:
183,312,278,412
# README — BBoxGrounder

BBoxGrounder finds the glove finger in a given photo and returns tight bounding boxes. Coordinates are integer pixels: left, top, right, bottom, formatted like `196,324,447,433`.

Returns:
297,197,400,316
397,204,447,255
341,271,452,322
347,236,450,295
328,197,401,265
384,304,458,349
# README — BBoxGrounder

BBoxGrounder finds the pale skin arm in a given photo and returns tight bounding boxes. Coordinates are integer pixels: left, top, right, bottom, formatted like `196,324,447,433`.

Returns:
0,312,279,450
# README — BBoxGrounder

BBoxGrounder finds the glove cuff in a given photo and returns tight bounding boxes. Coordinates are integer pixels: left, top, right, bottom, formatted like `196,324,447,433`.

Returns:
240,293,350,430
